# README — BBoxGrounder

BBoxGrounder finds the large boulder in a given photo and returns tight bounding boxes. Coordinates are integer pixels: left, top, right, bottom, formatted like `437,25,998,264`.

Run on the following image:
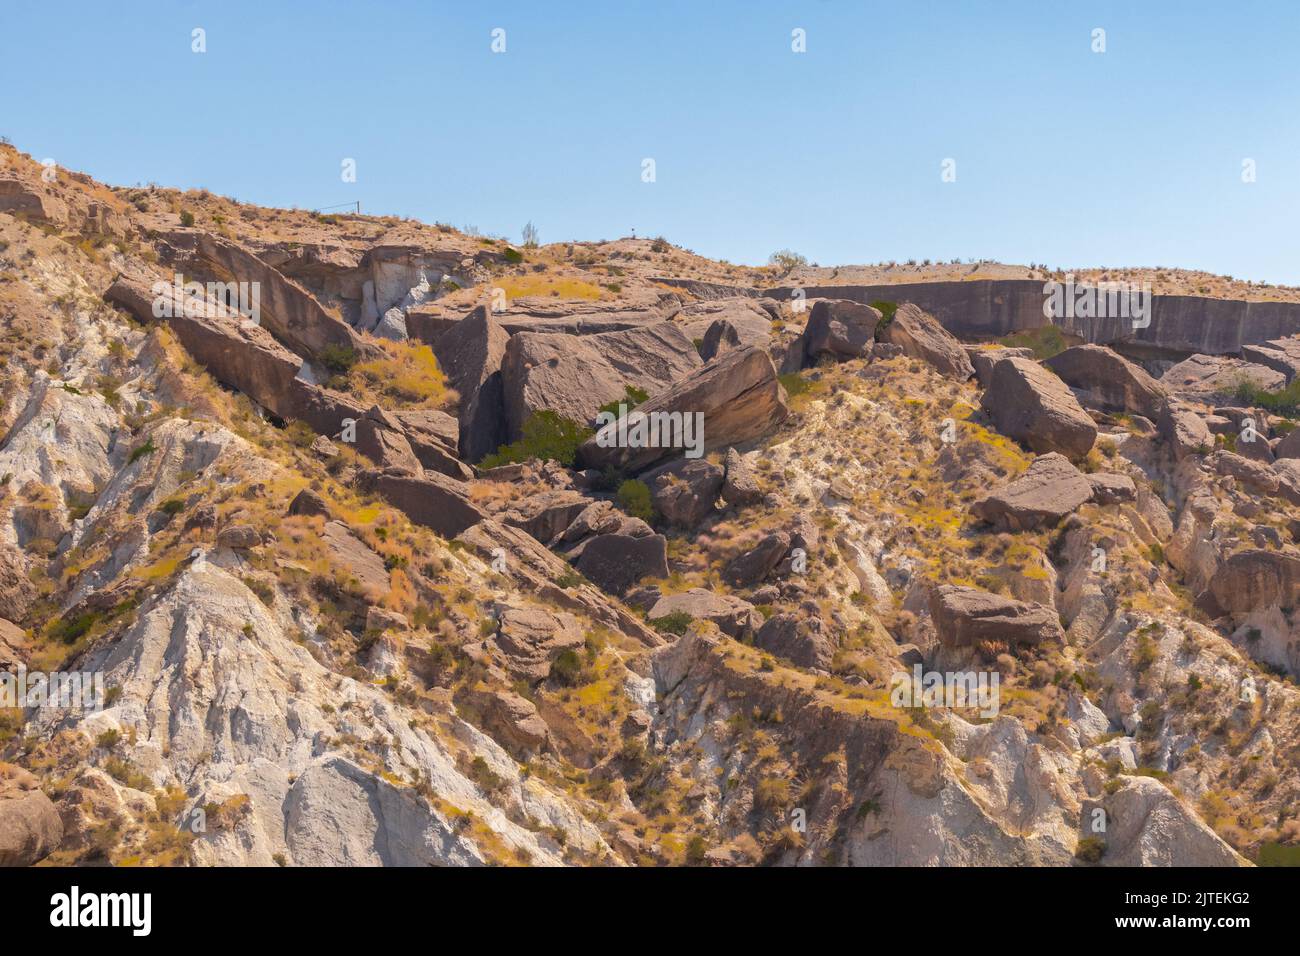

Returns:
1209,451,1279,496
431,305,509,463
1274,434,1300,463
1158,400,1214,461
644,458,725,527
1086,472,1137,505
799,299,880,365
361,469,487,539
980,356,1097,460
468,687,551,757
1242,336,1300,383
178,230,365,358
0,618,26,671
500,321,701,441
754,613,835,670
1161,354,1284,402
287,488,331,519
1083,776,1246,867
321,521,390,594
723,531,791,587
648,588,762,639
573,533,668,596
106,272,304,417
578,346,788,474
676,298,774,354
929,585,1063,647
967,346,1035,387
1044,345,1166,419
699,318,742,361
392,409,472,480
972,453,1093,531
0,763,62,867
882,303,973,379
354,405,423,474
559,500,651,544
1208,548,1300,615
501,489,592,544
721,447,763,506
488,606,586,685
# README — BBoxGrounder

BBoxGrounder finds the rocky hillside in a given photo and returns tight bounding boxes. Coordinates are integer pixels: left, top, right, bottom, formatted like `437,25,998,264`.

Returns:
1,142,1297,867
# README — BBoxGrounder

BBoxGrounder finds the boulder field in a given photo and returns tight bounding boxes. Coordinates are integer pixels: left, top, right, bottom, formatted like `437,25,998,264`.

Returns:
0,144,1294,867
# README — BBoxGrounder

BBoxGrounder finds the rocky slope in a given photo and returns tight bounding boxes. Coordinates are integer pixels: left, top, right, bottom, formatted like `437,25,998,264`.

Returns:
1,142,1297,867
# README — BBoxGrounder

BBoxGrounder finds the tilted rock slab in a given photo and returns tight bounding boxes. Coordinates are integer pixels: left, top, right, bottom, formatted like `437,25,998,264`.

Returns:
578,346,789,474
980,355,1097,460
500,321,701,441
431,305,509,463
0,763,62,866
972,453,1093,531
882,303,974,380
1044,344,1166,420
929,584,1064,647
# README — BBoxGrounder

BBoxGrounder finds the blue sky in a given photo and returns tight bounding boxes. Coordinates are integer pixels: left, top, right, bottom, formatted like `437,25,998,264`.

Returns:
3,1,1298,282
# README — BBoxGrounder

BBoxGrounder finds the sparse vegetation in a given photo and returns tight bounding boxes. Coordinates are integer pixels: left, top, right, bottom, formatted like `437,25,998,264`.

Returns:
480,410,593,468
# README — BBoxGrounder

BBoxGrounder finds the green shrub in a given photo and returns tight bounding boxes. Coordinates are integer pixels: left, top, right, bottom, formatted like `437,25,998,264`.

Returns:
127,438,156,464
616,478,654,522
649,610,693,636
468,756,506,793
870,300,898,336
685,836,708,865
778,372,810,398
597,384,649,419
503,247,524,264
480,410,593,468
179,210,195,227
997,325,1075,361
51,611,102,644
318,344,357,374
1075,836,1105,863
1233,378,1300,417
550,648,584,686
768,249,807,272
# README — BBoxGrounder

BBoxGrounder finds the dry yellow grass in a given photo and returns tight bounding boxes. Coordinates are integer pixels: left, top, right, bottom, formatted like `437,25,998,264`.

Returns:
349,341,451,408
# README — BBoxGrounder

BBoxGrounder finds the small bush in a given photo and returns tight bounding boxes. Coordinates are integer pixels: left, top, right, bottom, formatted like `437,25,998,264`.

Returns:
649,610,693,636
127,438,157,464
768,249,808,273
468,756,506,793
597,385,649,419
318,344,357,374
179,210,195,227
755,776,791,810
777,372,811,398
1233,378,1300,417
1075,836,1105,863
554,570,585,589
480,410,593,468
616,478,654,522
871,300,898,336
549,648,584,686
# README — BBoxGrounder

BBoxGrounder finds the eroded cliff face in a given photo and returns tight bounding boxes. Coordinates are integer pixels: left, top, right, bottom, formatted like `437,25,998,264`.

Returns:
0,142,1295,868
752,279,1300,358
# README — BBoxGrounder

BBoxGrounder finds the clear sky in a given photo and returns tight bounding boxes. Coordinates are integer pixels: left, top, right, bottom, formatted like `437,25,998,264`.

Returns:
3,1,1298,282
